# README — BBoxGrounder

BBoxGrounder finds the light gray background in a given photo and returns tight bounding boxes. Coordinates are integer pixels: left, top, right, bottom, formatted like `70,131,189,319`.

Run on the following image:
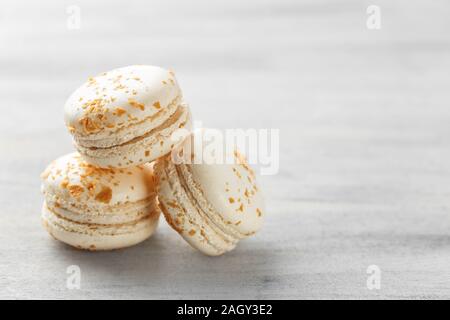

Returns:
1,0,450,299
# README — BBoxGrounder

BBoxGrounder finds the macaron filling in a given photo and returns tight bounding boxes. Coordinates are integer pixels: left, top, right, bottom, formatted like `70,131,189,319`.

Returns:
42,202,157,236
42,204,159,251
74,102,190,167
43,194,157,225
73,96,183,148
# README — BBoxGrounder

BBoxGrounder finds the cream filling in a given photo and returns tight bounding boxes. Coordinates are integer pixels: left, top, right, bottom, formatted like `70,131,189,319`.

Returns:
75,96,182,148
42,203,155,236
77,103,189,159
43,191,156,225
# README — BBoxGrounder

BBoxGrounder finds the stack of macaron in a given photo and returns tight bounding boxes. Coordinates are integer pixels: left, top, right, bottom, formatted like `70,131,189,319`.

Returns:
41,65,265,255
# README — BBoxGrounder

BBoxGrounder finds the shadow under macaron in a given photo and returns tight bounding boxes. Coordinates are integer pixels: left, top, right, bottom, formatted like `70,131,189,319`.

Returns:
47,224,275,298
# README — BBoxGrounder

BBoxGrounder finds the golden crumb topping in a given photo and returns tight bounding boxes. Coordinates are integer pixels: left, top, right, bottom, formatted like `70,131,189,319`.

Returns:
79,117,101,133
68,185,84,198
128,98,145,111
113,107,127,116
94,186,112,203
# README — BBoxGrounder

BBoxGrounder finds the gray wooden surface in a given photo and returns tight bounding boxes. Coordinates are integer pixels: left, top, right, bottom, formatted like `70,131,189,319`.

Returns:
1,0,450,299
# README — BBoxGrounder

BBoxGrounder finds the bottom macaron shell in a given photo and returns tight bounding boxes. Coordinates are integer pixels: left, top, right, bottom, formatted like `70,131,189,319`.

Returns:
75,103,191,168
41,204,160,251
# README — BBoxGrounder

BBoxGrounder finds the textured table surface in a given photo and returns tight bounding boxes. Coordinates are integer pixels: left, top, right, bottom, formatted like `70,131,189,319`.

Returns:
1,0,450,299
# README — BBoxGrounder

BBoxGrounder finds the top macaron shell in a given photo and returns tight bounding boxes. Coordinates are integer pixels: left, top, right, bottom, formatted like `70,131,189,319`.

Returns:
64,65,181,140
41,152,156,210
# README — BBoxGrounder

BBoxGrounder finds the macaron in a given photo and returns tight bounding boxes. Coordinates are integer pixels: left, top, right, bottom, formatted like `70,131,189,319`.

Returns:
64,65,191,168
40,152,160,251
154,130,265,256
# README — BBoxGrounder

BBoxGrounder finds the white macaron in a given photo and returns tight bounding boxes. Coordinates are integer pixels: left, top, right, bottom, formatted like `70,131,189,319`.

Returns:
40,152,160,251
155,130,265,256
64,65,191,168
